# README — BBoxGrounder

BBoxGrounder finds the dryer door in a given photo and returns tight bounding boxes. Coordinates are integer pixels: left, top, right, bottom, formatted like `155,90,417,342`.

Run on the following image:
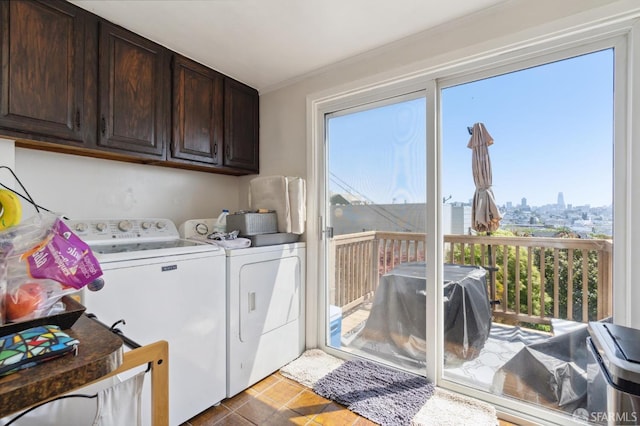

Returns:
239,255,301,341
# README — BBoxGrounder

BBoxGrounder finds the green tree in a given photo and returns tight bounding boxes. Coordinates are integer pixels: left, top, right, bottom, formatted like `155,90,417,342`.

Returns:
448,229,607,327
535,244,601,322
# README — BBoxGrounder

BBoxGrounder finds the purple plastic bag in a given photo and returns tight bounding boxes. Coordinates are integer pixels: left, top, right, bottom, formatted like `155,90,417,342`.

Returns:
22,218,102,289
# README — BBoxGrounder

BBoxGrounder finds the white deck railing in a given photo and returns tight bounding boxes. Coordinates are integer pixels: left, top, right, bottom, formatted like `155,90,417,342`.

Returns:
330,232,612,325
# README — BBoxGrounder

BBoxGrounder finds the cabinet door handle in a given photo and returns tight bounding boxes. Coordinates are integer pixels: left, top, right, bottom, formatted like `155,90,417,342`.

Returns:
213,143,218,156
75,109,81,130
100,115,106,136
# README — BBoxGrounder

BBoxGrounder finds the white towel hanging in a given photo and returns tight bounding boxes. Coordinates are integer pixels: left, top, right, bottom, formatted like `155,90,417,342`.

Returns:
249,176,306,234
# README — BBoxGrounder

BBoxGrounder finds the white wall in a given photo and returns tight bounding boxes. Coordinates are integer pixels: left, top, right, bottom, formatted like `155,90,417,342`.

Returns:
0,139,15,185
6,146,242,226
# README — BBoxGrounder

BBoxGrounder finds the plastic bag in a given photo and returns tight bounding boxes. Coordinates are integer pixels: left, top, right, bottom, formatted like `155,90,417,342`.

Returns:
4,278,77,322
21,217,102,288
0,213,103,324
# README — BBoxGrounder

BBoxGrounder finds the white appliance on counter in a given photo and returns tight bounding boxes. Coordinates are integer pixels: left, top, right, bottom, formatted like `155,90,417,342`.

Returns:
180,219,305,397
66,218,226,426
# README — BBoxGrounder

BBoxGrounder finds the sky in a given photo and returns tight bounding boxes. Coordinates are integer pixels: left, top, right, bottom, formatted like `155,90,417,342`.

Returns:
328,48,614,208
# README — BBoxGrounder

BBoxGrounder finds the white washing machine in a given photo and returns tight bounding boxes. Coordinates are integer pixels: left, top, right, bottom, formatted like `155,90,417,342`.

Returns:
180,219,306,397
66,218,226,426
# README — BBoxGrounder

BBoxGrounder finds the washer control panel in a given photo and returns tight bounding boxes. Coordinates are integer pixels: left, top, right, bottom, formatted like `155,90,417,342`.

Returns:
178,218,218,239
64,218,179,244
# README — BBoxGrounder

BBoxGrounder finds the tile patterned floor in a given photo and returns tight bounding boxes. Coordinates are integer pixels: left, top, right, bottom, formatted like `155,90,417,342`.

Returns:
183,372,376,425
183,371,517,425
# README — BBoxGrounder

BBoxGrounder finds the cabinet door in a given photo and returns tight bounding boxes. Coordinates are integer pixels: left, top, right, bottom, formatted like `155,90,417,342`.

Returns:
0,0,86,143
98,21,167,158
171,55,223,165
224,78,259,172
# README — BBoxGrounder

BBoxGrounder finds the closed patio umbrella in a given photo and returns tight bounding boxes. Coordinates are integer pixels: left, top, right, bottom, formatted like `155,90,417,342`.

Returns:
468,123,502,233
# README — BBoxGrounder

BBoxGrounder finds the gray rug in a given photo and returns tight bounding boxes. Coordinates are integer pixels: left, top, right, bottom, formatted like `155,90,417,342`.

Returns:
312,358,435,426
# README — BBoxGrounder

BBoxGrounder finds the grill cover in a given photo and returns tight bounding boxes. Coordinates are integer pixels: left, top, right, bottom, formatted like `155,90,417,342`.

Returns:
491,324,590,413
349,262,491,367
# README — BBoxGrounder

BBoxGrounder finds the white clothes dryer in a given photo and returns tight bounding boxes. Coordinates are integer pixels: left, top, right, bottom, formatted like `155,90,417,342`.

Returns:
225,242,305,397
179,219,305,397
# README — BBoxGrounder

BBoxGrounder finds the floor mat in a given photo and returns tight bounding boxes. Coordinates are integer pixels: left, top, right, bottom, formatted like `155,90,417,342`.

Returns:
280,350,498,425
279,348,344,388
312,358,434,426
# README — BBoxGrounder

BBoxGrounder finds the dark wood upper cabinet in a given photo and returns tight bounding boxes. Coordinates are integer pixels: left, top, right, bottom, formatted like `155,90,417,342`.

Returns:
97,21,168,158
0,0,87,144
170,55,223,165
1,0,258,175
224,78,259,172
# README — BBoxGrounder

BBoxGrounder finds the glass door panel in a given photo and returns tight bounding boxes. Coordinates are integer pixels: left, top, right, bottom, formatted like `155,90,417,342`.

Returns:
440,49,614,419
324,94,427,374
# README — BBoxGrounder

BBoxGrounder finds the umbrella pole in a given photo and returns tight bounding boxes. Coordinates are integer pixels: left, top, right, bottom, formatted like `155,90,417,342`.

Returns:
487,234,500,310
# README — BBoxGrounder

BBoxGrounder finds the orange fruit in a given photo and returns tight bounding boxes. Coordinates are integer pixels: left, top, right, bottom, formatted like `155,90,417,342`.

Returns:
5,282,44,321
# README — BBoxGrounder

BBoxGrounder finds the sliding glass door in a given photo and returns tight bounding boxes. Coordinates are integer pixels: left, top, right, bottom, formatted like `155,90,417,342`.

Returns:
314,29,626,425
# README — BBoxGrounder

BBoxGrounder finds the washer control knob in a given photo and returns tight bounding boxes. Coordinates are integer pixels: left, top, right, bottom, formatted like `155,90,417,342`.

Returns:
96,222,107,232
74,223,87,232
195,223,209,235
118,220,132,232
156,221,167,230
141,221,152,230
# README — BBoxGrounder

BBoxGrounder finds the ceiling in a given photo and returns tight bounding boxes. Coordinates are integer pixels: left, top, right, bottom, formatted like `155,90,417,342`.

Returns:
70,0,506,92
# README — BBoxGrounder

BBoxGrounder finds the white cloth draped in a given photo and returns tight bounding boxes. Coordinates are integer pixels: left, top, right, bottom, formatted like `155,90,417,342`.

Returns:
249,176,306,234
0,373,145,426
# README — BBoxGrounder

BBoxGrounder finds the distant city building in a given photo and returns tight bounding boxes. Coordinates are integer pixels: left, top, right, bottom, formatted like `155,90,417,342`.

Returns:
557,192,565,209
442,203,472,235
330,203,426,235
328,202,472,236
328,192,612,238
330,192,367,205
